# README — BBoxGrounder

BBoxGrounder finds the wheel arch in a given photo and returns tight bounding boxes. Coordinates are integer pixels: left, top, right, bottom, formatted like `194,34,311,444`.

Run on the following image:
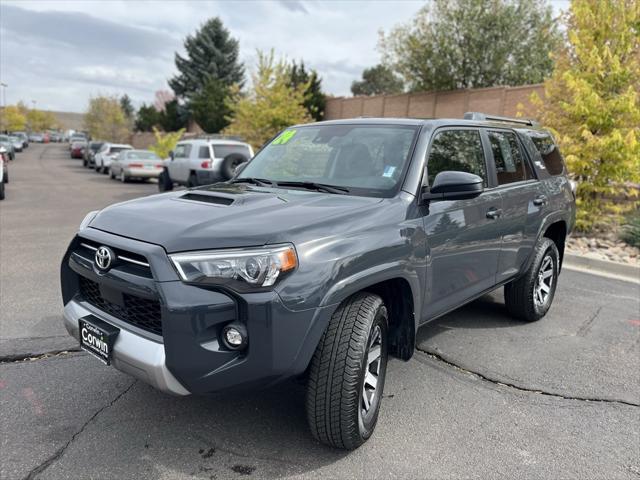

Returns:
542,220,567,270
320,271,419,362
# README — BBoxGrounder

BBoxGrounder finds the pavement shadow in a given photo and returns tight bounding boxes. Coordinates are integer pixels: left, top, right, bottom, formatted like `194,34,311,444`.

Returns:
416,292,526,344
102,378,351,478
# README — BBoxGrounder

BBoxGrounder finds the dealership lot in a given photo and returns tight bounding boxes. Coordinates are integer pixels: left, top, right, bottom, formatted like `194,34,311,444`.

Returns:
1,144,639,479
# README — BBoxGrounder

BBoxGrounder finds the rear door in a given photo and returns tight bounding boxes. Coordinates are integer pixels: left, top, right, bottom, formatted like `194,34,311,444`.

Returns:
422,128,503,319
168,143,191,183
484,128,542,283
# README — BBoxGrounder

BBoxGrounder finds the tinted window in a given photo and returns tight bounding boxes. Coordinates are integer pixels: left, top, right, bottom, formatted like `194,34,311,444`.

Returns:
174,144,191,159
198,146,211,158
213,144,251,159
90,142,104,152
488,131,532,185
427,130,486,186
527,131,565,175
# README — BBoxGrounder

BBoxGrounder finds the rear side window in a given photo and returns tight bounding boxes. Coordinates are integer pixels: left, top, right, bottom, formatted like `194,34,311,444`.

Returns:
198,146,211,158
174,144,191,159
213,144,251,159
427,129,487,186
527,132,565,175
487,131,533,185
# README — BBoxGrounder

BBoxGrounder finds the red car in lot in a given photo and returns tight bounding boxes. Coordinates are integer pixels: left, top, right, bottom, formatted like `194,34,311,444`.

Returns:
70,141,86,159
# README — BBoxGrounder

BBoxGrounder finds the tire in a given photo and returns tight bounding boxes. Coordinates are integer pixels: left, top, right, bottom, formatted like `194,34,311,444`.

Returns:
120,171,128,183
102,167,109,175
504,237,559,322
109,169,115,179
0,181,4,200
3,170,8,183
306,292,388,450
187,172,198,188
158,170,173,192
95,161,101,173
221,153,248,180
83,159,87,167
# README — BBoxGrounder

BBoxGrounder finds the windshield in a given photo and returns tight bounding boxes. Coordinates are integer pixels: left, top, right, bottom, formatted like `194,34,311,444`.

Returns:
237,124,419,197
109,147,131,154
127,151,158,160
90,142,104,151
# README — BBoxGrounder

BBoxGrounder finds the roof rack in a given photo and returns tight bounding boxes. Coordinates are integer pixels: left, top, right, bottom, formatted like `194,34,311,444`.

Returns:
463,112,539,127
189,133,245,141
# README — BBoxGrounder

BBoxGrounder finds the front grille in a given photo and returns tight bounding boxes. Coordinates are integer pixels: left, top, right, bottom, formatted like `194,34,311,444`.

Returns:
76,238,152,278
79,276,162,336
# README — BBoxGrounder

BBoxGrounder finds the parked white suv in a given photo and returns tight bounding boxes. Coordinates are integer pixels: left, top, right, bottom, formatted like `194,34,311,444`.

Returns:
159,137,253,191
94,143,134,174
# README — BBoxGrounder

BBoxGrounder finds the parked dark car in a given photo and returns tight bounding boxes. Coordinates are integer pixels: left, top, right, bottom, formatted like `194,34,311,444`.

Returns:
61,114,575,449
84,141,105,168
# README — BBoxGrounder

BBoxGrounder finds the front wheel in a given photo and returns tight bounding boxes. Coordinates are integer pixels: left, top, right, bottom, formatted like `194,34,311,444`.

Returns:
158,170,173,192
306,292,388,450
504,237,559,322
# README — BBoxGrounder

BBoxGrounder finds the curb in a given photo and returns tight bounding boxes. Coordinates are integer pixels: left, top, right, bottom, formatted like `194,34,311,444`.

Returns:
563,252,640,284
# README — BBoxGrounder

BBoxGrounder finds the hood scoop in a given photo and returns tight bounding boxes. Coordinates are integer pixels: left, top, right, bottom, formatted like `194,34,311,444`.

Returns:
179,192,234,206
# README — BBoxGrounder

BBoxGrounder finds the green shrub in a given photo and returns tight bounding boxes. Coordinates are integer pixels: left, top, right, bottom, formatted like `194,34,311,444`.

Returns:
620,212,640,248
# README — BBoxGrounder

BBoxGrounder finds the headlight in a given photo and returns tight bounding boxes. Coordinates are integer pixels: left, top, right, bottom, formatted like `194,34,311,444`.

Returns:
169,244,298,291
79,210,99,230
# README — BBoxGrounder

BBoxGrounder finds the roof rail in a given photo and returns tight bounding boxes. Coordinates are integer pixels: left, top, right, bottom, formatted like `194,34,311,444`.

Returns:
189,133,245,141
463,112,539,127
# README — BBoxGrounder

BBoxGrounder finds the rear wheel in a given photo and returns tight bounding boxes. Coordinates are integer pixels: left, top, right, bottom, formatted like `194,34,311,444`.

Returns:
306,292,388,450
109,169,115,179
3,170,8,183
0,181,4,200
504,237,559,322
187,172,198,188
158,170,173,192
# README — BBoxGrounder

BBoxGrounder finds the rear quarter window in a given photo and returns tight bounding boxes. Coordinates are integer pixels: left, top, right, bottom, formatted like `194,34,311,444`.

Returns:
525,131,566,176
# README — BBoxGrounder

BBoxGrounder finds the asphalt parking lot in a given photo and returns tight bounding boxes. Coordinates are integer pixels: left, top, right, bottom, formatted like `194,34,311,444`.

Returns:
1,144,639,480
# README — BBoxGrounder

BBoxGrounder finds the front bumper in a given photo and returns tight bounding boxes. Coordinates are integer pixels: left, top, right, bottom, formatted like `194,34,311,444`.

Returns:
61,229,334,395
63,299,189,395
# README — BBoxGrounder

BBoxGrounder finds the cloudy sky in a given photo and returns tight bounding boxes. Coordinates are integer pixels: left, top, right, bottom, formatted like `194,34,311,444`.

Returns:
0,0,430,112
0,0,570,114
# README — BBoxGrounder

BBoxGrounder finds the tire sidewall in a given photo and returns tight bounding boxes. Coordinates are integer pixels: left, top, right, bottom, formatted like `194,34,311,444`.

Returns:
532,240,559,319
357,304,388,440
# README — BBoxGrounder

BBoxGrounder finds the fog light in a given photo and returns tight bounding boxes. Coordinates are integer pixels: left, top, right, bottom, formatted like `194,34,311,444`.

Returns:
221,323,248,350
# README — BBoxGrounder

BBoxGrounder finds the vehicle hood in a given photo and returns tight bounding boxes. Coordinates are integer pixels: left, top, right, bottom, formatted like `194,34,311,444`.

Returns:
88,184,384,252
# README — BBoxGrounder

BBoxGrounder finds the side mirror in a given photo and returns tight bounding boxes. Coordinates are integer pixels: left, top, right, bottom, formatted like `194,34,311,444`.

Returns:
421,171,484,202
169,150,175,160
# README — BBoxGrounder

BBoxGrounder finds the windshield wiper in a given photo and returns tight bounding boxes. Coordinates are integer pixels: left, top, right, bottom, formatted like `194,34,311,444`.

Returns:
229,177,276,187
276,181,350,195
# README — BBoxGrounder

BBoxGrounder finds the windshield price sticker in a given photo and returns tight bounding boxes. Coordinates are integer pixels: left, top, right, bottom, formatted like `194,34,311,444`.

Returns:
272,129,297,145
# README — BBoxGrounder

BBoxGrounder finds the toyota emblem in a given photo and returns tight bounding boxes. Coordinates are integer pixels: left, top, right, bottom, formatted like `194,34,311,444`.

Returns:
95,246,114,271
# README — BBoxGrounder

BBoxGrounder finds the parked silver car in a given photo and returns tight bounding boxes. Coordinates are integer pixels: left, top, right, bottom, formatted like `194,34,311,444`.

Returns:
94,143,133,174
0,135,16,160
109,150,163,182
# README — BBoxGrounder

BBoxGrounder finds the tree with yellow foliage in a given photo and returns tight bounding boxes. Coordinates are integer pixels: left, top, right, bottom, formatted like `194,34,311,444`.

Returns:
533,0,640,231
84,95,130,142
224,50,312,149
0,105,27,132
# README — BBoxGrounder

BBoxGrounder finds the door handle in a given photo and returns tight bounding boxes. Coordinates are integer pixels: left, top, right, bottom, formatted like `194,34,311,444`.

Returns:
486,208,502,220
533,195,548,206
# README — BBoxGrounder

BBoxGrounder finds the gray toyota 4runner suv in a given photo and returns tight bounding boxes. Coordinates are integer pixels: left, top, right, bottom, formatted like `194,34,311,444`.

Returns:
61,113,575,449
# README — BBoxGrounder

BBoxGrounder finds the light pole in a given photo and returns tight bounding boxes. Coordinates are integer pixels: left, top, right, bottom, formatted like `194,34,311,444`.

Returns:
0,83,7,108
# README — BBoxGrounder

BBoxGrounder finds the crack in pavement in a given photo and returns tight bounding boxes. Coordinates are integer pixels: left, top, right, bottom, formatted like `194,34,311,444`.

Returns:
22,380,137,480
0,349,82,364
415,347,640,407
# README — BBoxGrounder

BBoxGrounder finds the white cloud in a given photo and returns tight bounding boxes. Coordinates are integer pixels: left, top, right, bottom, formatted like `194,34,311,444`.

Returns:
0,0,424,112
